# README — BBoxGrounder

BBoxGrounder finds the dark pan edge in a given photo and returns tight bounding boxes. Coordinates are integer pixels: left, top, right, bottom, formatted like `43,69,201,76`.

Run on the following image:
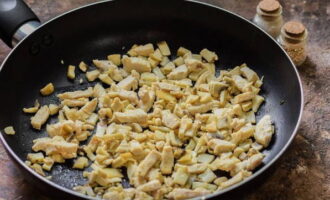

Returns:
0,0,304,199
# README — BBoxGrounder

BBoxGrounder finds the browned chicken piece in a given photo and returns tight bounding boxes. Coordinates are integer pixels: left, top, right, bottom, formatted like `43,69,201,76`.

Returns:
114,109,147,124
122,56,151,73
168,188,211,200
57,87,93,100
137,180,161,192
161,110,180,129
32,136,78,159
117,70,139,91
31,106,50,130
137,150,161,177
160,145,174,174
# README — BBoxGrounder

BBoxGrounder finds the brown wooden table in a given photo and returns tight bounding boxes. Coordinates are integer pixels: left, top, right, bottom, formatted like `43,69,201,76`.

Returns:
0,0,329,199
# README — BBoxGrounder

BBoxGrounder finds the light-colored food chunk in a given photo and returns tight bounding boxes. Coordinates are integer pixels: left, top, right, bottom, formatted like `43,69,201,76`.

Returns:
4,126,15,135
208,139,236,154
168,188,210,200
73,157,89,169
57,87,93,100
32,136,78,159
114,109,147,124
161,110,180,129
23,100,40,113
137,150,161,177
160,145,174,174
254,115,274,147
200,48,218,62
122,56,151,73
67,65,75,79
79,61,88,72
167,65,188,80
86,70,100,82
137,180,161,192
31,106,50,130
107,54,121,66
157,41,171,56
40,83,54,96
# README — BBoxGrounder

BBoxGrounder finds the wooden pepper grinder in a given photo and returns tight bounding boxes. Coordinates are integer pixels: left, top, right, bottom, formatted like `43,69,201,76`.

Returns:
277,21,308,66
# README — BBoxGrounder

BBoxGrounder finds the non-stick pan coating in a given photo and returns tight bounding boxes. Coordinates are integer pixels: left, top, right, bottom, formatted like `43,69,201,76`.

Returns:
0,0,302,199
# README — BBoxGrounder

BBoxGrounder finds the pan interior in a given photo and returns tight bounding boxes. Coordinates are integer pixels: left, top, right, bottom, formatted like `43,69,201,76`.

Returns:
0,0,301,192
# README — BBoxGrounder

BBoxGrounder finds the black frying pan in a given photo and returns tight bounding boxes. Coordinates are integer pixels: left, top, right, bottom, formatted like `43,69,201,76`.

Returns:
0,0,303,199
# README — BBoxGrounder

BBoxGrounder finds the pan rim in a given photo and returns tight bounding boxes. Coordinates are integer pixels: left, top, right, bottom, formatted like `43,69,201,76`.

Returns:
0,0,304,199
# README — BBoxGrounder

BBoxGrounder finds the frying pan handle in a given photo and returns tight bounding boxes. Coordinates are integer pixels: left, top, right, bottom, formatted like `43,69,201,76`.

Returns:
0,0,41,47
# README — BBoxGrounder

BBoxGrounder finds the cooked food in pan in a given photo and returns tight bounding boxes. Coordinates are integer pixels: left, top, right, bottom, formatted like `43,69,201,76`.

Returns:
21,41,273,200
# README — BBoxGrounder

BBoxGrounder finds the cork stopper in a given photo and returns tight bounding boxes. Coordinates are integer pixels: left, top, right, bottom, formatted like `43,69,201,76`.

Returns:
283,21,306,37
258,0,280,13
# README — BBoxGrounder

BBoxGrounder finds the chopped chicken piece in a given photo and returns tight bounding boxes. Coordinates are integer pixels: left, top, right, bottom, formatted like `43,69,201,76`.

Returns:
177,47,191,57
133,43,154,57
32,136,78,159
78,98,98,120
99,74,114,85
161,110,180,129
168,188,210,200
187,163,207,174
208,139,236,154
160,145,174,174
137,180,161,192
31,106,50,130
187,101,214,115
57,87,93,100
220,171,243,189
122,56,151,73
157,41,171,56
114,109,147,124
49,104,60,115
155,82,180,91
234,92,255,104
23,100,40,113
67,65,75,79
78,61,88,72
184,58,205,72
240,64,259,82
231,125,255,144
138,86,155,112
73,157,89,169
167,65,188,80
107,54,121,66
200,48,218,63
4,126,15,135
117,72,139,91
46,120,82,138
40,83,54,96
61,98,89,107
86,70,100,82
93,60,116,71
137,150,161,177
254,115,274,147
